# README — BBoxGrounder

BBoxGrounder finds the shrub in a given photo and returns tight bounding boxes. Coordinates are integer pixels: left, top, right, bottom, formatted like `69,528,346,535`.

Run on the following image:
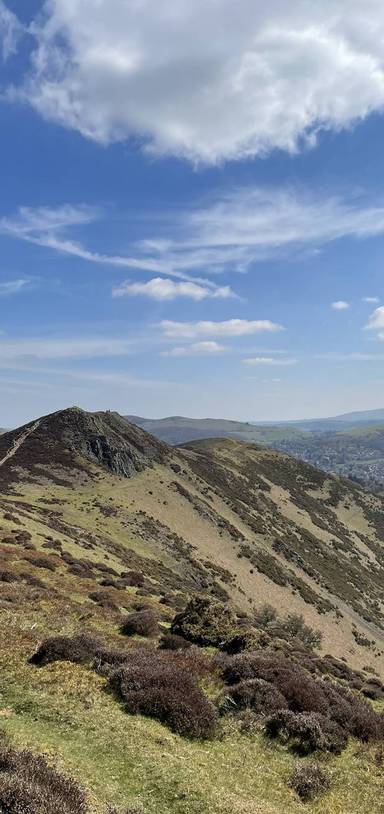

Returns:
29,633,100,667
120,571,145,587
0,571,20,583
24,555,56,572
254,603,278,628
121,610,159,638
159,633,192,651
109,650,218,739
222,653,328,714
222,628,269,655
171,596,237,647
265,709,347,754
88,591,119,611
223,678,288,715
290,763,331,802
0,747,88,813
281,614,322,650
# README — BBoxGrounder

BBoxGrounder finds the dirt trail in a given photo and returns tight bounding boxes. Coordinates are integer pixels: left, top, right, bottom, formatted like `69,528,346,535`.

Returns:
0,420,42,468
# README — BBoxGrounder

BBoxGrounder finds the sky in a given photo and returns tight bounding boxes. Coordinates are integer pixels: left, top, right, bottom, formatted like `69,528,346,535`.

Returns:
1,2,384,425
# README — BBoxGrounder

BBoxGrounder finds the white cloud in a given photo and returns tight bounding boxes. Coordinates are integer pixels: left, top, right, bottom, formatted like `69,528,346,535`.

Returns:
163,341,226,358
112,277,234,301
159,319,283,340
331,300,350,310
366,305,384,339
4,190,384,283
0,279,29,296
0,337,136,360
242,357,297,366
363,296,380,303
11,0,384,164
0,1,23,60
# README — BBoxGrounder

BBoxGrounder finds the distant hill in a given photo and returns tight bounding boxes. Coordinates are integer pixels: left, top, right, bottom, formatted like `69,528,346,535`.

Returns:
259,406,384,432
125,414,303,445
126,412,384,487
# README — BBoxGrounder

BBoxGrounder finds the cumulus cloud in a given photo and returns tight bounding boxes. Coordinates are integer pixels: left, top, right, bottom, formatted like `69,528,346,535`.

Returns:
0,1,23,60
331,300,350,310
112,277,234,301
242,357,297,366
10,0,384,163
366,305,384,339
159,319,283,340
162,341,226,358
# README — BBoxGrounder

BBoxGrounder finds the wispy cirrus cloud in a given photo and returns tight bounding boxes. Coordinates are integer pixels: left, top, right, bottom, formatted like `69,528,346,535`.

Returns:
0,279,29,296
242,356,297,366
0,1,23,60
3,190,384,287
159,319,283,340
162,341,226,358
0,336,136,360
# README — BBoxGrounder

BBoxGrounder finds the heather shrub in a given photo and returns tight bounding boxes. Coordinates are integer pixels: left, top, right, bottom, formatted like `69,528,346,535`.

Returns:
159,633,192,651
171,596,237,647
222,653,328,714
24,555,56,571
29,633,100,667
290,763,331,802
0,748,88,813
0,571,20,583
120,571,145,587
121,610,159,638
88,591,119,611
222,678,288,715
222,628,269,655
265,709,347,754
109,651,218,739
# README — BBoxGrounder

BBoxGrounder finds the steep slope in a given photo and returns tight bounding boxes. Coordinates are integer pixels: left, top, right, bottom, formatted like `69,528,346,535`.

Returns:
0,408,384,813
0,408,383,669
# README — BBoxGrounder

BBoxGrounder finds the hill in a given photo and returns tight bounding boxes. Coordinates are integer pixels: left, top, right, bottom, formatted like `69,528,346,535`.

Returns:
0,407,383,812
126,414,384,488
125,414,304,445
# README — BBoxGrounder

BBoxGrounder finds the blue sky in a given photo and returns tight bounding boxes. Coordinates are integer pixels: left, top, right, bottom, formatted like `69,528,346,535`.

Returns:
1,1,384,426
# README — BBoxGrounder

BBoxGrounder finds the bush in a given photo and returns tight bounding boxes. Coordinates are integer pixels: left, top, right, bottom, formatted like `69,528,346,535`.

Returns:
254,604,278,628
290,763,331,802
265,709,347,754
222,628,269,655
29,633,100,667
24,555,56,571
0,747,88,813
121,610,159,638
109,650,218,739
159,633,192,651
120,571,145,587
280,614,322,650
171,596,237,647
223,678,287,715
222,653,328,714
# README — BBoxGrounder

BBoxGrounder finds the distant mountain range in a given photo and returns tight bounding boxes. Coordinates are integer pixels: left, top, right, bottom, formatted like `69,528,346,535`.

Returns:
126,410,384,487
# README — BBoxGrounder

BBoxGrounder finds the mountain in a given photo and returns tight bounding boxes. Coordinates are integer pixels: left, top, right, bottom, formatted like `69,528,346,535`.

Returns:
257,406,384,432
1,407,384,813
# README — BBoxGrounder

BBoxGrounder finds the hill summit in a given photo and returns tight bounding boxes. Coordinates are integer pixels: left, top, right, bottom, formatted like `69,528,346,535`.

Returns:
0,407,168,485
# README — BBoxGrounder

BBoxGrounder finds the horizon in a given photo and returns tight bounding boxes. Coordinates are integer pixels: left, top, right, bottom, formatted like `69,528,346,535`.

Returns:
1,2,384,425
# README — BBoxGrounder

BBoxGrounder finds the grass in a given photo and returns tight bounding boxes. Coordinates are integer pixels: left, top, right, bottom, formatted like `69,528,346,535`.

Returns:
0,623,383,814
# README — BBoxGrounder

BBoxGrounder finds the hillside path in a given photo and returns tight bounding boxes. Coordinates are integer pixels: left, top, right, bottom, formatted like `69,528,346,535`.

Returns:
0,420,42,469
